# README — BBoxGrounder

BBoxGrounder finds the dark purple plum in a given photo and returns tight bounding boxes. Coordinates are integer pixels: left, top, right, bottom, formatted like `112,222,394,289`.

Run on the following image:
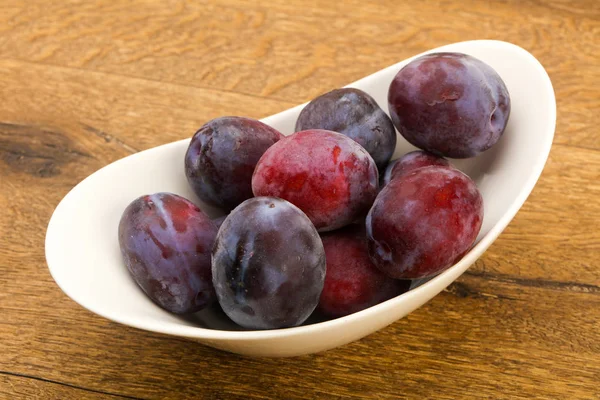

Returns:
388,52,510,158
295,88,397,170
252,129,379,232
319,226,410,318
382,150,451,187
367,166,483,279
118,193,218,314
184,116,284,211
212,197,326,329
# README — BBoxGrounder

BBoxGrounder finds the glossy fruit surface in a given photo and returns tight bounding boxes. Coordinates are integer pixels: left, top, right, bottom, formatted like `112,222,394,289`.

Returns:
388,52,510,158
212,197,326,329
319,226,410,318
295,88,397,170
367,166,483,279
118,193,218,314
252,129,378,232
185,116,284,210
382,150,451,187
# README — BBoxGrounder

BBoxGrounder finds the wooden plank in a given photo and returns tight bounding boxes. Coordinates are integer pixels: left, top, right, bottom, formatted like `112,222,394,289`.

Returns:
0,1,599,398
2,270,599,399
469,144,600,286
0,58,294,160
0,373,134,400
0,0,597,149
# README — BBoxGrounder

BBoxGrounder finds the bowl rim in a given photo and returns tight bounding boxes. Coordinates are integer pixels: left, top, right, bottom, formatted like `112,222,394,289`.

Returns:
45,39,556,342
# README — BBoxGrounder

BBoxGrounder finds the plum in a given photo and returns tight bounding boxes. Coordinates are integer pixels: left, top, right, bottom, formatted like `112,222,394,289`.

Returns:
118,193,218,314
184,116,284,211
212,197,326,329
367,166,483,279
382,150,451,187
388,52,510,158
252,129,379,232
319,225,410,318
295,88,397,170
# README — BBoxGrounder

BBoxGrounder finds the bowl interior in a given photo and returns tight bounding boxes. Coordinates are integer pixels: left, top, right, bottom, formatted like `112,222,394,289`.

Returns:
45,40,555,339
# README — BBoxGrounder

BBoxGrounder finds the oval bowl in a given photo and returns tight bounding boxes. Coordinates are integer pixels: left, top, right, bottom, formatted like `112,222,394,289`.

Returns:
45,40,556,357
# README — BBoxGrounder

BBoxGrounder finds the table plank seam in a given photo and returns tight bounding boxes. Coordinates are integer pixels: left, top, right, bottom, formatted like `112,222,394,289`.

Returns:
464,269,600,294
0,370,146,400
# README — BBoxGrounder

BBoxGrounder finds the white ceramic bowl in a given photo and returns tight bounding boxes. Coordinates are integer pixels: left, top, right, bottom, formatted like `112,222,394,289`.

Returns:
45,40,556,357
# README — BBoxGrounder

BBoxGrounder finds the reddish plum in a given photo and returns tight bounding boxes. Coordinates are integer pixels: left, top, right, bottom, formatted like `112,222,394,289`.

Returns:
319,226,410,318
367,166,483,279
382,150,451,187
252,129,378,232
184,116,284,211
295,88,397,170
118,193,218,314
388,52,510,158
212,197,326,329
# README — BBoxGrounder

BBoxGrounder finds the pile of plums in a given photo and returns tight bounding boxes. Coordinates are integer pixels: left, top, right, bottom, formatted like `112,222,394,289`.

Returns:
118,52,510,329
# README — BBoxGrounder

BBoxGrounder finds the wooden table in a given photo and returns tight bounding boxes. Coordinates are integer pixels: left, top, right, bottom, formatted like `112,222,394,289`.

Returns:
1,0,599,398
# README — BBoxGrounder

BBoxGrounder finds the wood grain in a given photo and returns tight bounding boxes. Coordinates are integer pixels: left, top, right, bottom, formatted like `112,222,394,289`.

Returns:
0,0,597,151
1,0,599,398
0,373,131,400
